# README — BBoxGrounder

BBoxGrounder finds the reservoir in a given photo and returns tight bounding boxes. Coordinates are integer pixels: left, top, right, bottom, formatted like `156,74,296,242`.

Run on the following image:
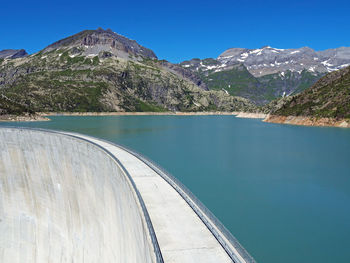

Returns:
1,115,350,263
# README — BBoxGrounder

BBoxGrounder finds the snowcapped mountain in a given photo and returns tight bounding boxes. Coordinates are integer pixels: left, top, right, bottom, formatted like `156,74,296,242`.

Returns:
180,46,350,104
217,46,350,77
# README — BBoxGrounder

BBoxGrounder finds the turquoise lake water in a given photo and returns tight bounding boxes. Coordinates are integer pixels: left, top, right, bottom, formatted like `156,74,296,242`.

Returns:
1,115,350,263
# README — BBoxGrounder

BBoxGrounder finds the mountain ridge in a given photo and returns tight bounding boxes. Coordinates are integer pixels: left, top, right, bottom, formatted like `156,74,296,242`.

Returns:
217,45,350,77
180,45,350,104
0,28,256,116
42,28,158,60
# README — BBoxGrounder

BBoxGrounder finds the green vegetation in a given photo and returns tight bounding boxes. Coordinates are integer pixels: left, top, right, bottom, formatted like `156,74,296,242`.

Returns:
0,45,257,114
273,67,350,119
0,95,34,115
134,99,167,112
181,61,324,105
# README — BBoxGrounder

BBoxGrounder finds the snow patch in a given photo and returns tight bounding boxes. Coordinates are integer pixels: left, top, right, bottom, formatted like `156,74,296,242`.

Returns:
338,63,350,69
222,88,229,95
308,66,316,72
321,59,333,67
271,47,285,51
250,49,263,55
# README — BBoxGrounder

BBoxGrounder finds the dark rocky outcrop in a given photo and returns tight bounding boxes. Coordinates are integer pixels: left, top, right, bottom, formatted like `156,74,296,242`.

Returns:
0,49,28,59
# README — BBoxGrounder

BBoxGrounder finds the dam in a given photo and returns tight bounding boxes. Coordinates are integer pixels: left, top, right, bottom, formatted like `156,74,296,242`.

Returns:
0,127,255,263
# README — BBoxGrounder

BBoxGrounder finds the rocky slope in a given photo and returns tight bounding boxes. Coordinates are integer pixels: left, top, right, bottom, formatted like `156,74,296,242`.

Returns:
267,65,350,120
0,28,257,115
180,46,350,104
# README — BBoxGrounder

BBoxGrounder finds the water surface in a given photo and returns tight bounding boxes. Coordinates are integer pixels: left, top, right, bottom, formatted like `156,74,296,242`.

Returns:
2,115,350,263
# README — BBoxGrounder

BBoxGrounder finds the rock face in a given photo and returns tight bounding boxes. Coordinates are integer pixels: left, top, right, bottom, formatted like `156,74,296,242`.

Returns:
266,65,350,120
0,28,257,114
180,46,350,104
0,49,28,59
158,60,208,90
43,28,157,60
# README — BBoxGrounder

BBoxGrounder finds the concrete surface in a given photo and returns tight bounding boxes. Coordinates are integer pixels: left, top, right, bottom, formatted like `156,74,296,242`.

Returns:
0,128,156,263
0,127,254,263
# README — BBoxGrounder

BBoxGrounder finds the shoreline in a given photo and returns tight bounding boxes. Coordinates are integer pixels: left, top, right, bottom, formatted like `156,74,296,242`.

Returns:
0,114,50,122
39,111,239,116
264,115,350,128
38,111,268,118
0,111,242,122
2,112,348,128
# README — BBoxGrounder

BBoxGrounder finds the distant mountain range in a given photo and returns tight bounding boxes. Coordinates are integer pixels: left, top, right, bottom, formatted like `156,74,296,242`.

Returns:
0,28,255,115
0,28,349,119
180,46,350,104
218,46,350,76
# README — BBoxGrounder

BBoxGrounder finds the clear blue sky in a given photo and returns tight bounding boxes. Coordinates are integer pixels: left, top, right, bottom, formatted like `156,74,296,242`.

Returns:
1,0,349,63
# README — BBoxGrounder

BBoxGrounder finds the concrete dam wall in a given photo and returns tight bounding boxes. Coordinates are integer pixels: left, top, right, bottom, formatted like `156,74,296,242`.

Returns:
0,127,256,263
0,128,156,263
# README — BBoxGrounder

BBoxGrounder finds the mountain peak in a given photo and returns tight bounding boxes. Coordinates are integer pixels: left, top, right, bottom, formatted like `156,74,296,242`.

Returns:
0,49,28,59
42,28,157,59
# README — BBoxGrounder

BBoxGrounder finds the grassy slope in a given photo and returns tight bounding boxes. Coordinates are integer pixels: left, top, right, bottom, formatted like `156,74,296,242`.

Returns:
0,49,257,114
181,60,323,105
273,66,350,119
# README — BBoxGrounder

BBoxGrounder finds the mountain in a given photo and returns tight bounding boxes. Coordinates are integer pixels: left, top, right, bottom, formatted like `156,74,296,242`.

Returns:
0,49,28,59
180,46,350,104
218,46,350,77
42,28,157,60
267,65,350,119
0,28,256,115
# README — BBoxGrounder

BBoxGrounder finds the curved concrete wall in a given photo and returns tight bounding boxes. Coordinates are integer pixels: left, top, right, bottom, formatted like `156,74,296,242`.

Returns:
0,128,156,263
